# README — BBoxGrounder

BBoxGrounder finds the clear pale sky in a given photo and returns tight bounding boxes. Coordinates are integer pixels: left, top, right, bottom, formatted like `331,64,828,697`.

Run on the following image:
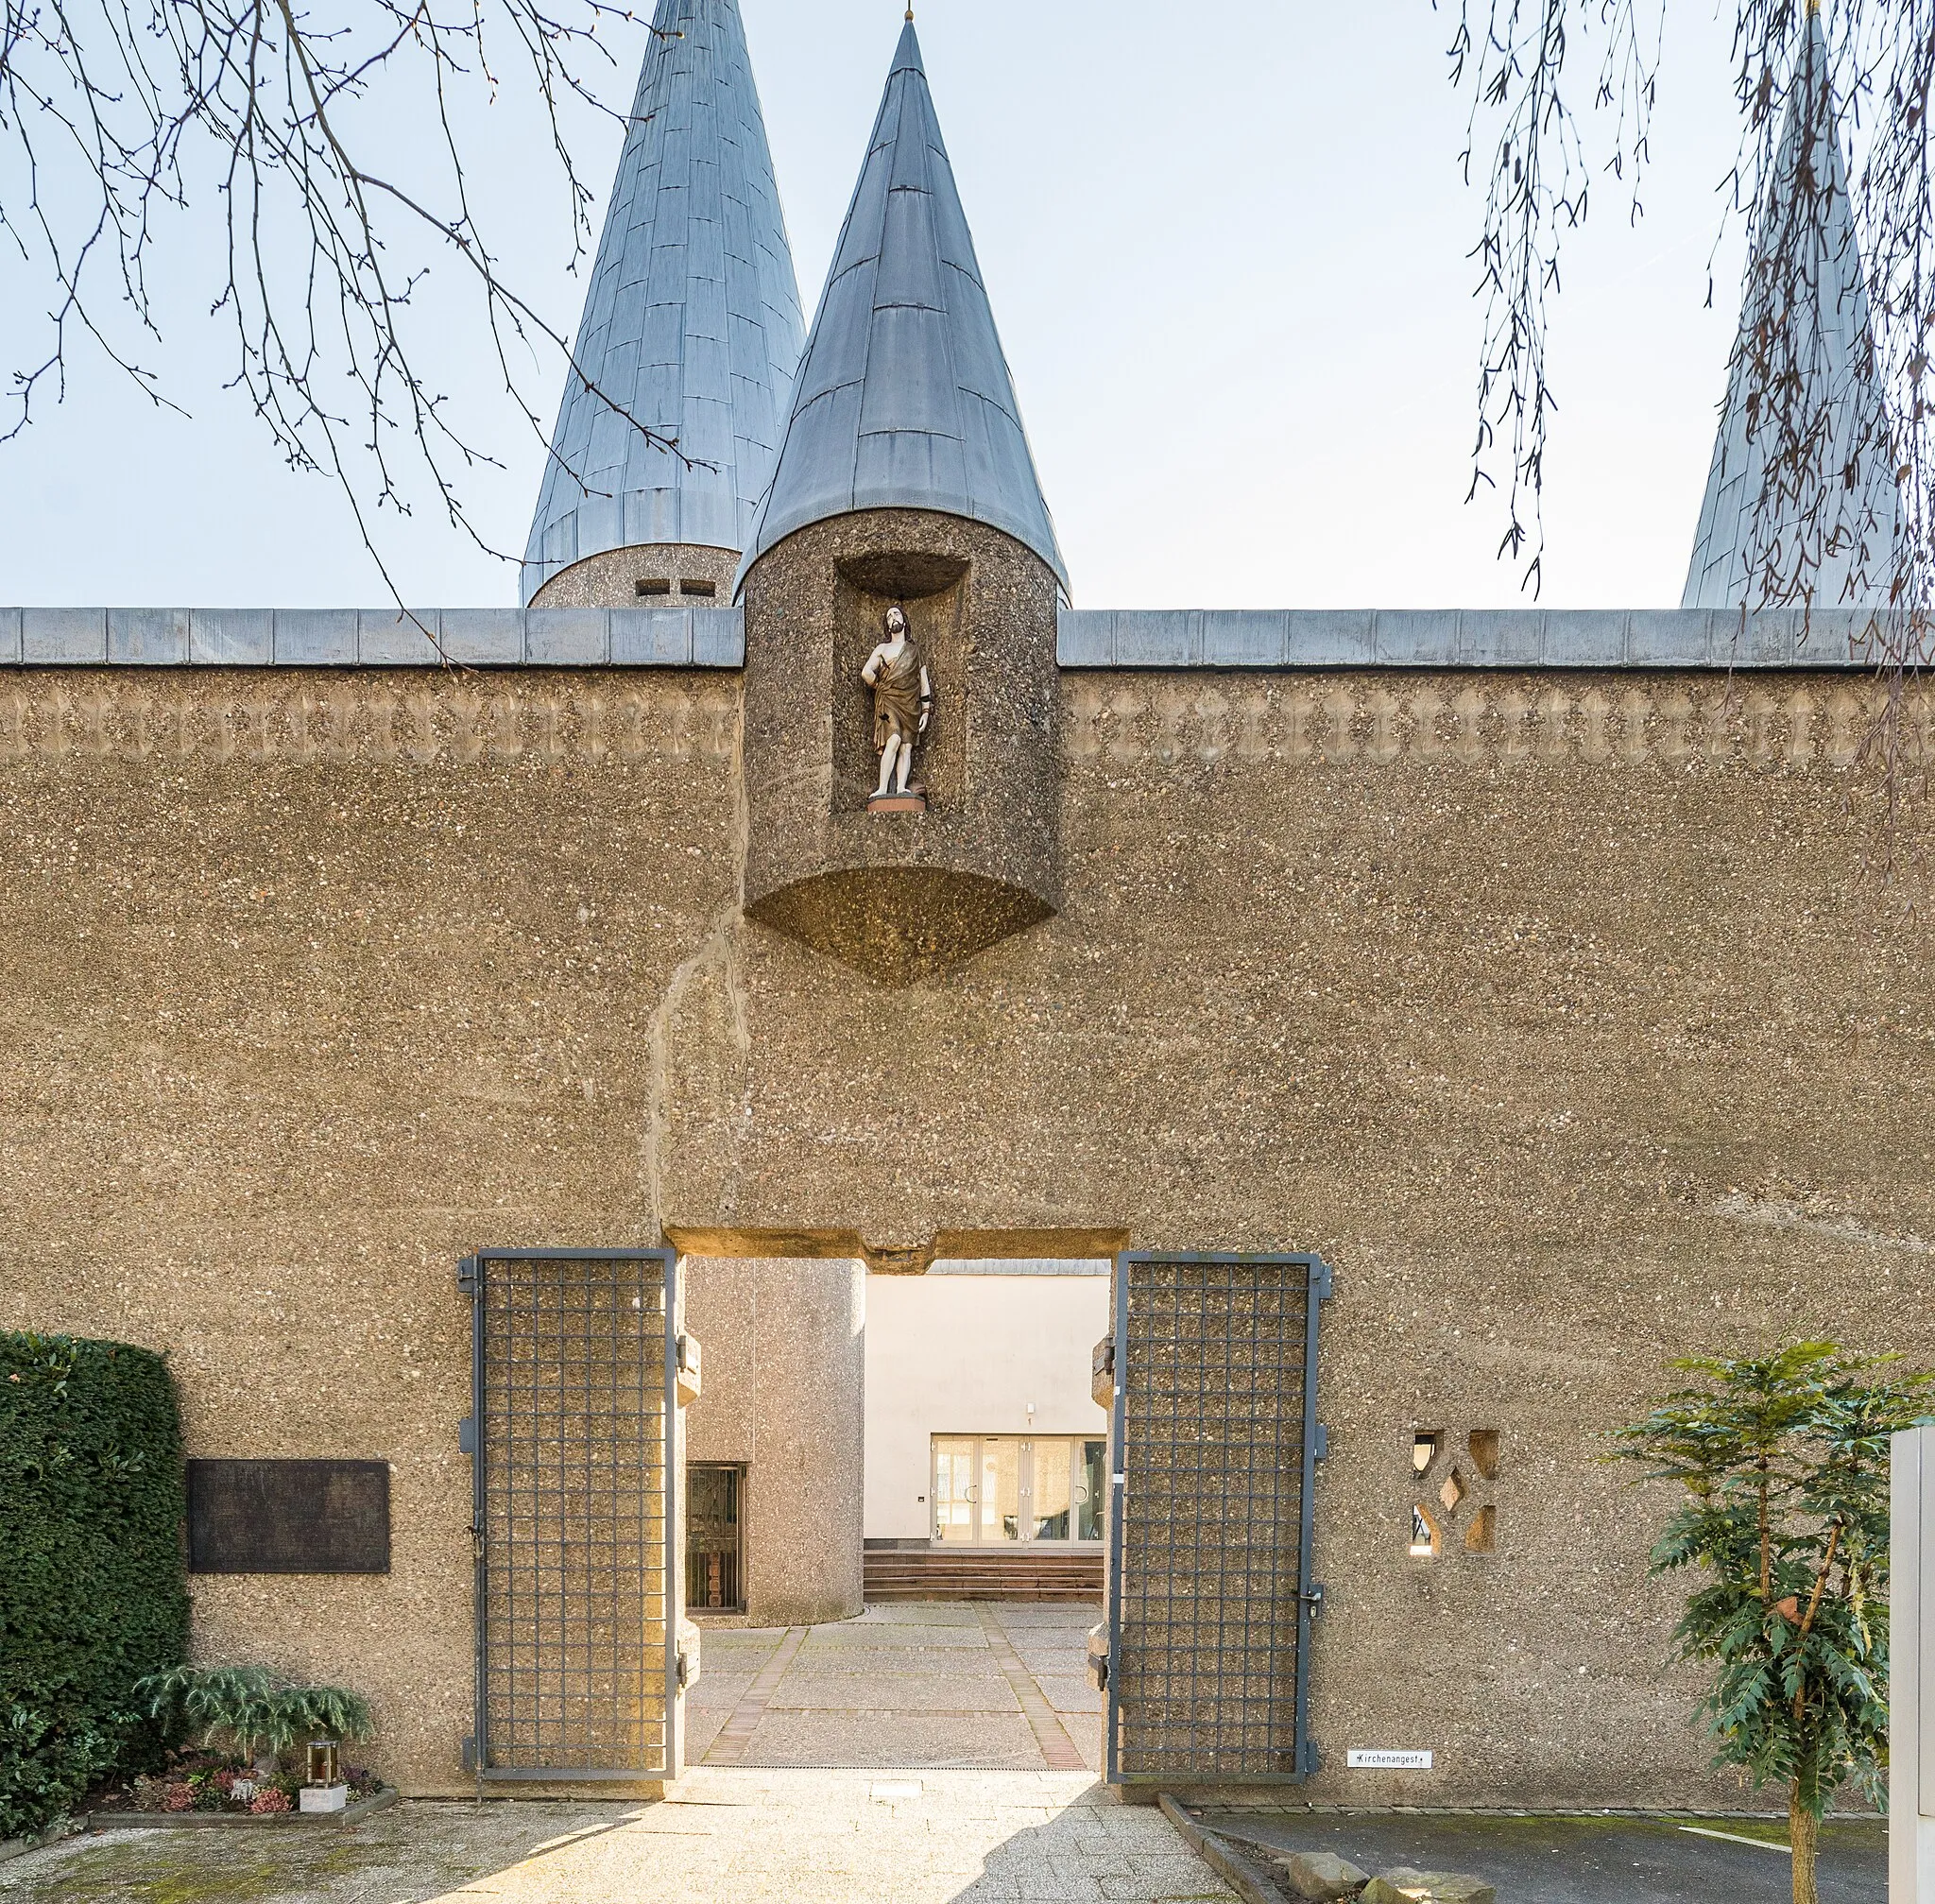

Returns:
0,0,1755,609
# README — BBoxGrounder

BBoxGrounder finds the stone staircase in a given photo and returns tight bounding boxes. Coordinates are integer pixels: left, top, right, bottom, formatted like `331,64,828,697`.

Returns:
863,1547,1104,1604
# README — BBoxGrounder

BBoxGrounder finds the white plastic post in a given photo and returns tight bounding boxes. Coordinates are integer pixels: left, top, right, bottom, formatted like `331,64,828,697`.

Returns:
1892,1426,1935,1901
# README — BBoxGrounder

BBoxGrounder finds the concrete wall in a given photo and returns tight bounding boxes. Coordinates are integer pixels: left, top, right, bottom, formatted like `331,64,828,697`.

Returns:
863,1270,1110,1542
3,661,1932,1807
683,1256,865,1625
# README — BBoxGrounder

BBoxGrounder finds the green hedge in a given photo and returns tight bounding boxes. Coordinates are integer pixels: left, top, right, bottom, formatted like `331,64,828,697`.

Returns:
0,1333,187,1838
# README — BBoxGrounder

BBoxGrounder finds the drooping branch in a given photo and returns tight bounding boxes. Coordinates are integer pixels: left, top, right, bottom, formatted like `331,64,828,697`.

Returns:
0,0,694,613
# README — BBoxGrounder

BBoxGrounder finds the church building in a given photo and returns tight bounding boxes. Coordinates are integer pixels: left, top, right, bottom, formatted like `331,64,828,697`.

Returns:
1,0,1926,1807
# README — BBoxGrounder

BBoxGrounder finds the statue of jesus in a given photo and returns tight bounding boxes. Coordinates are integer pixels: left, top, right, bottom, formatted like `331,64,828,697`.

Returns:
862,604,933,801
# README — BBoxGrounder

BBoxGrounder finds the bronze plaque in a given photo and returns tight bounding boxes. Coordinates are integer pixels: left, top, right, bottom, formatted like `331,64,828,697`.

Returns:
187,1459,390,1574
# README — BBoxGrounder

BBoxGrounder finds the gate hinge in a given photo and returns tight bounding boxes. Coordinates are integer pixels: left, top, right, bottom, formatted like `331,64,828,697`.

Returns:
458,1416,477,1456
1312,1424,1329,1461
457,1256,479,1295
1302,1583,1327,1620
1299,1739,1323,1777
1311,1255,1334,1302
461,1736,478,1773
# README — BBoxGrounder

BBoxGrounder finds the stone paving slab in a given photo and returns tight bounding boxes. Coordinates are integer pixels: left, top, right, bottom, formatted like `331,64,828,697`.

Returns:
731,1711,1050,1769
768,1672,1026,1714
0,1774,1236,1904
697,1603,1097,1773
804,1622,992,1650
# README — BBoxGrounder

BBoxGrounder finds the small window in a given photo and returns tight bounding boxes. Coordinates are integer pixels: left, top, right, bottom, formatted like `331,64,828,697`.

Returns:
1412,1431,1441,1476
679,578,717,598
1464,1504,1498,1554
1468,1429,1501,1480
687,1463,745,1613
636,577,673,597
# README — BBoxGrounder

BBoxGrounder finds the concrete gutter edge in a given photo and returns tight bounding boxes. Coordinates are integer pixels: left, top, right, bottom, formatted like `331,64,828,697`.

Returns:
1156,1792,1284,1904
0,1823,75,1865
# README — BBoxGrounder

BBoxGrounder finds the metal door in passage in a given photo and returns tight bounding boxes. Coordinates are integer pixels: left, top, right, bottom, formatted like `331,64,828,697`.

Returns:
1105,1251,1331,1786
460,1247,682,1782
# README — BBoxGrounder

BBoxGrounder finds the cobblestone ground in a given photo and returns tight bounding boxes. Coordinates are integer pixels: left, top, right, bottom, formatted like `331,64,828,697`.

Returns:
0,1774,1231,1904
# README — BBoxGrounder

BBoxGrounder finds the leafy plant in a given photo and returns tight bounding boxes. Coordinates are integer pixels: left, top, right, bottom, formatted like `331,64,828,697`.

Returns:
0,1333,186,1839
134,1666,372,1769
1618,1342,1933,1904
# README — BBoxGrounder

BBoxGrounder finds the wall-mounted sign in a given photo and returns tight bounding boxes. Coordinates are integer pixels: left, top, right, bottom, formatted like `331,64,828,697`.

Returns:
1346,1748,1434,1771
187,1459,390,1574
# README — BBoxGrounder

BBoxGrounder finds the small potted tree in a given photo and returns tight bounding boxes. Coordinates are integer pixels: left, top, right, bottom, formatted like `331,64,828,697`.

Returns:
1619,1343,1931,1904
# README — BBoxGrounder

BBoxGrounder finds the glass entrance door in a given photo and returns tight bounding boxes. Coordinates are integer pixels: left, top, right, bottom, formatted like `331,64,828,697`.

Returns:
932,1436,1107,1546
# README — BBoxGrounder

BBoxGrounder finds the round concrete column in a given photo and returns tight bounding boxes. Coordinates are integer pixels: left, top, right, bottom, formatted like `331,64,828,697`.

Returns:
681,1257,865,1625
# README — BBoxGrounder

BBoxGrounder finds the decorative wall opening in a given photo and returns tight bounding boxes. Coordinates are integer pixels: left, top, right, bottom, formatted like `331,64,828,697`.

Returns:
636,577,673,597
1408,1425,1501,1562
680,579,717,598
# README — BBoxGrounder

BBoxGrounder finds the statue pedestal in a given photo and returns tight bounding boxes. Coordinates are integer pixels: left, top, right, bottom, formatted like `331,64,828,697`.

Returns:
867,789,928,815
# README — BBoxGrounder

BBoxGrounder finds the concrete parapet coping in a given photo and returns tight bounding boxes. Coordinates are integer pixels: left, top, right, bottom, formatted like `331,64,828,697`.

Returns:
1055,608,1898,670
0,607,745,668
1,606,1906,672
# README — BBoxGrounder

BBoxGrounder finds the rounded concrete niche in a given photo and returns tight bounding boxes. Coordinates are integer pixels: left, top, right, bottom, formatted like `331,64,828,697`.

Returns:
738,508,1063,986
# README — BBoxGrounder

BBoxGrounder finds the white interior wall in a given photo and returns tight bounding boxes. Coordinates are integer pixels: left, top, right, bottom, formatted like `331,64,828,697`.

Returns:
863,1266,1111,1542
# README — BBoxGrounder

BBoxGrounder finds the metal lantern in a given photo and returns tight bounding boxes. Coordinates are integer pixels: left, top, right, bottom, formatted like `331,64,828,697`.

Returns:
306,1739,341,1788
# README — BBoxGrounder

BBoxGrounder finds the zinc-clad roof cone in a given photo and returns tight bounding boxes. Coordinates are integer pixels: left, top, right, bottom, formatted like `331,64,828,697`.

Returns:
736,19,1070,598
1683,2,1897,609
521,0,805,605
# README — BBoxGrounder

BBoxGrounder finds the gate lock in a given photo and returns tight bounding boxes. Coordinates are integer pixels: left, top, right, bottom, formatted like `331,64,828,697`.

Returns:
1301,1583,1327,1621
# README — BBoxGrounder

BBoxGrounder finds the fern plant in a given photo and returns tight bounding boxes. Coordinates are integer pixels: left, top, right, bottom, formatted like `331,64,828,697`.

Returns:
133,1665,371,1773
1618,1343,1932,1904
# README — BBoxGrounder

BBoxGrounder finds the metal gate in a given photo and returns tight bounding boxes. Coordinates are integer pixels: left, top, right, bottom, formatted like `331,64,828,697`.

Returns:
460,1248,681,1781
1105,1251,1331,1785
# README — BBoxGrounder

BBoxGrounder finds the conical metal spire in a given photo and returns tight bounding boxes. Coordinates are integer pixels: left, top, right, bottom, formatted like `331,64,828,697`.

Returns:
522,0,805,605
737,21,1068,594
1683,6,1897,609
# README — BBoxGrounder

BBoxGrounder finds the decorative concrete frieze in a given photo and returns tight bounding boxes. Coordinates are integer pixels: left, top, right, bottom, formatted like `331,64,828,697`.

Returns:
0,674,740,767
1065,674,1930,772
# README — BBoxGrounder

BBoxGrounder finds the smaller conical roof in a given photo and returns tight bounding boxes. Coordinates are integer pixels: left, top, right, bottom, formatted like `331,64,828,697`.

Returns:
1683,5,1897,609
522,0,805,604
737,22,1068,594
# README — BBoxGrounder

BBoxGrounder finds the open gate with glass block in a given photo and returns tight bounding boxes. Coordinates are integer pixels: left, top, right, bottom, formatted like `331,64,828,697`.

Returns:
1105,1251,1331,1786
460,1247,685,1782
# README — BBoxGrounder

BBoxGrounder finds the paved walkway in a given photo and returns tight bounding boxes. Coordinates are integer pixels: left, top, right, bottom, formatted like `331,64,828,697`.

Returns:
0,1774,1233,1904
692,1601,1102,1772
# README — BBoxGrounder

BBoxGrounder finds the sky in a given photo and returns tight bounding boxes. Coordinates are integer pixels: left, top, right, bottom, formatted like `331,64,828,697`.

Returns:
0,0,1756,610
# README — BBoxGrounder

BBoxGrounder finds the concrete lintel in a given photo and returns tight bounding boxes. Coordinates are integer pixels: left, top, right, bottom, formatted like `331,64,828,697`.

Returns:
666,1224,1128,1276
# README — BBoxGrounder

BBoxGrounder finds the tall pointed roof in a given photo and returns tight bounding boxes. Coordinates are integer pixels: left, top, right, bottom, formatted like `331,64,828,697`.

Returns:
1683,6,1897,609
737,21,1068,594
522,0,805,604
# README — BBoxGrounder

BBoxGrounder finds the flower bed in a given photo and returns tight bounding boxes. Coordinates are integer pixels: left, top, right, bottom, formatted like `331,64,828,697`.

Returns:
96,1750,384,1817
